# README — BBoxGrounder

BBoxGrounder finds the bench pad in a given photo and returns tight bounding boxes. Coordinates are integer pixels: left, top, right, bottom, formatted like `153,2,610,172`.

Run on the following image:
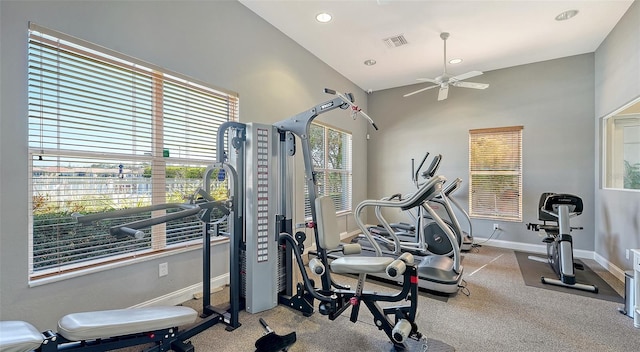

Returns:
57,306,197,341
0,321,44,352
330,256,394,274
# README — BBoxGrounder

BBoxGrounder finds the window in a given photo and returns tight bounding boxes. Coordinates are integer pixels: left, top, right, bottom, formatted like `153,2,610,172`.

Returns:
469,126,523,221
304,123,353,218
28,24,238,280
603,98,640,190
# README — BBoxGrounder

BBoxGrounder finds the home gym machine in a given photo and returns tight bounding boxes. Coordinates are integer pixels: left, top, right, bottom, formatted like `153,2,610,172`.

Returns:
0,164,243,352
217,89,427,351
526,193,598,293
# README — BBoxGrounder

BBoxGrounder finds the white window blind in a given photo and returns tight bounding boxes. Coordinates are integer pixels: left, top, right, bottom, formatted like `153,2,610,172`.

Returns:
469,126,523,221
304,123,353,218
28,24,238,279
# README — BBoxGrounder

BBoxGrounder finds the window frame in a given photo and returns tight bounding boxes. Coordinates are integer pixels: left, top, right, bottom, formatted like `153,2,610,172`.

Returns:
468,126,523,222
27,23,238,282
602,96,640,191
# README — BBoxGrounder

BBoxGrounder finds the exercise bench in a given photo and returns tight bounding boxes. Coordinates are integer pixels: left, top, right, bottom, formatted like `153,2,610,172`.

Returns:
0,306,197,352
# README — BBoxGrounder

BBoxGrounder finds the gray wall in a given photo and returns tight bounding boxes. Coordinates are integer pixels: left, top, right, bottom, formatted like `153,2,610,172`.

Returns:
2,0,638,332
367,54,596,250
594,0,640,271
0,0,369,329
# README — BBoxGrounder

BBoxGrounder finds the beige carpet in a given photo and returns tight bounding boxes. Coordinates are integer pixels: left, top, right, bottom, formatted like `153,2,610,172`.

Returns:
119,246,639,352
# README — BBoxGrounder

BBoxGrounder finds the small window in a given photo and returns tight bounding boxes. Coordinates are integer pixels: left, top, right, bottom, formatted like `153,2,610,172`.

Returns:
28,24,238,280
304,123,353,218
469,126,523,221
603,97,640,190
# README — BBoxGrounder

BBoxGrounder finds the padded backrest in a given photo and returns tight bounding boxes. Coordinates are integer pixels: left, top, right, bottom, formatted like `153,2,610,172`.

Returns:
539,192,583,221
315,196,340,250
538,192,557,222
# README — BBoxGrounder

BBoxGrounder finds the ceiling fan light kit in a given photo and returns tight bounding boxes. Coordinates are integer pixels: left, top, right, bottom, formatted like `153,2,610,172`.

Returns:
404,32,489,101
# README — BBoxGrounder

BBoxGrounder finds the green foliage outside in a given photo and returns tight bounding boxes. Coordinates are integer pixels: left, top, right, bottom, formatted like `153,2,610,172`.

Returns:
32,166,229,272
306,124,350,216
470,135,520,171
470,131,522,219
143,166,206,179
624,160,640,189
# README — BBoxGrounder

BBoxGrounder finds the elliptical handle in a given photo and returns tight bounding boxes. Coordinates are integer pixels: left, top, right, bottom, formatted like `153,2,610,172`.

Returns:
414,152,430,183
422,154,442,179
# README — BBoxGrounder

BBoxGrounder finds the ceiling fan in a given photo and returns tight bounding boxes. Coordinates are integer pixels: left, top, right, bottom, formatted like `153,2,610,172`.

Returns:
404,32,489,101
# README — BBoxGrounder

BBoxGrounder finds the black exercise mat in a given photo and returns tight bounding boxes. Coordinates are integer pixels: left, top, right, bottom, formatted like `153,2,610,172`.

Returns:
514,251,623,303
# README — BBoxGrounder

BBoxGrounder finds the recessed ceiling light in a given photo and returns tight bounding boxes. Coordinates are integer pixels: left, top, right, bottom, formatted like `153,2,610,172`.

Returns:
449,58,463,64
364,59,377,66
316,12,332,23
555,9,579,21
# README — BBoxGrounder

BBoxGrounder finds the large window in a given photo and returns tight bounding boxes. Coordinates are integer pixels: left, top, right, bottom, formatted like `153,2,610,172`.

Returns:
28,24,238,281
469,126,523,221
603,98,640,190
304,123,353,218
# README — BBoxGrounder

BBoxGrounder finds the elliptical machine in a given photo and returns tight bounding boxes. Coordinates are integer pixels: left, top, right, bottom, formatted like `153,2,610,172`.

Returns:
526,193,598,293
362,153,463,257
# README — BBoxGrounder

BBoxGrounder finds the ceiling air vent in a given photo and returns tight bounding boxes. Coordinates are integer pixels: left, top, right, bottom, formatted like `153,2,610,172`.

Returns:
383,34,408,48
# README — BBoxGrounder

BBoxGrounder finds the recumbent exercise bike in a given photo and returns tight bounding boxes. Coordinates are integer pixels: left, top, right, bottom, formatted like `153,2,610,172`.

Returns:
526,193,598,293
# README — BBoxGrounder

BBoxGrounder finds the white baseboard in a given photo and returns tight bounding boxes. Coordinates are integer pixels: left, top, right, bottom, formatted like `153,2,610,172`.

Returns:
594,252,626,282
129,273,230,308
476,237,625,282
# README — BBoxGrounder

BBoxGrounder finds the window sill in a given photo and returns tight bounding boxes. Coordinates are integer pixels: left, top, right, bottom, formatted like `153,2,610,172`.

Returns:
29,237,229,287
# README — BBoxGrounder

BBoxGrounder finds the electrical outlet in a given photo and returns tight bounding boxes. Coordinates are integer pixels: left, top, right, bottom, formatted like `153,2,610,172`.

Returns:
493,223,499,231
159,262,168,277
626,249,630,260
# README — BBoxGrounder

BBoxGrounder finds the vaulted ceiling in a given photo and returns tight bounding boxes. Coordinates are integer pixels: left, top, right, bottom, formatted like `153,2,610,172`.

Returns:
240,1,634,92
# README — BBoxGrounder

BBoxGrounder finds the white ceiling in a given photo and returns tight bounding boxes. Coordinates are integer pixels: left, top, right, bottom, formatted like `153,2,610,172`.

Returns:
239,0,633,93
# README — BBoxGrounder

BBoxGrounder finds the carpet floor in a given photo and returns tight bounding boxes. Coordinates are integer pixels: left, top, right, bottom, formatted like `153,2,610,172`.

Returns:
118,246,639,352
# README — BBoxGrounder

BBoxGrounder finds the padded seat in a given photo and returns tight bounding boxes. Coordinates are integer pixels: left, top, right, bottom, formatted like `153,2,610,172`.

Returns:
0,321,44,352
330,256,394,274
57,306,197,341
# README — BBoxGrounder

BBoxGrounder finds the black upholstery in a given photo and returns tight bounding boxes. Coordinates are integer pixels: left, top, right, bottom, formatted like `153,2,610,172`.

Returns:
538,193,583,222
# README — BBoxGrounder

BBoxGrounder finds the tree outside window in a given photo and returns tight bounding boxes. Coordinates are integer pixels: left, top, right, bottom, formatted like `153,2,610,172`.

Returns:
469,126,523,221
305,123,352,218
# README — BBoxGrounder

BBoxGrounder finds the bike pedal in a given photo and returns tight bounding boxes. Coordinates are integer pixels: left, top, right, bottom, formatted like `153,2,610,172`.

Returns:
574,263,585,270
542,237,554,243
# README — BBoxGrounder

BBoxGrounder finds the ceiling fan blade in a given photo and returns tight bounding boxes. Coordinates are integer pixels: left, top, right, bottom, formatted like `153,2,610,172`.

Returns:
416,78,439,84
403,85,439,97
450,70,483,82
438,86,449,101
451,81,490,89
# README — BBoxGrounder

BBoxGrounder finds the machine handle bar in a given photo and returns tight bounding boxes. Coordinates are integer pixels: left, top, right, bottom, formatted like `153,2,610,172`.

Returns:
324,88,379,131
